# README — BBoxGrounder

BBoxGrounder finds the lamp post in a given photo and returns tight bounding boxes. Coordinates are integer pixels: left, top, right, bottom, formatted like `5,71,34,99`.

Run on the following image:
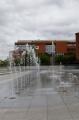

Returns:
52,41,55,65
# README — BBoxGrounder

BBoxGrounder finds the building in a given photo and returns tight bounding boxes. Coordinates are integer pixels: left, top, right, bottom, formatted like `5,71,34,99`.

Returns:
10,31,79,65
14,40,76,56
15,40,55,56
15,40,76,56
76,33,79,61
14,40,56,65
54,41,76,55
13,40,77,65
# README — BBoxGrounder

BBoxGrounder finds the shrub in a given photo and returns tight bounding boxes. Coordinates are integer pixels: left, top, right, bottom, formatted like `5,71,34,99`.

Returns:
55,54,76,64
39,53,50,65
0,59,9,67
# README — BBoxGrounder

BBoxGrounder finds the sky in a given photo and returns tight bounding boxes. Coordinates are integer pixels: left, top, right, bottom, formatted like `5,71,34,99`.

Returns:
0,0,79,59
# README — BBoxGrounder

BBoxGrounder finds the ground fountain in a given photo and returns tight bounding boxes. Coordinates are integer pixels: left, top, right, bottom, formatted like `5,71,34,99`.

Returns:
55,66,74,93
9,44,40,95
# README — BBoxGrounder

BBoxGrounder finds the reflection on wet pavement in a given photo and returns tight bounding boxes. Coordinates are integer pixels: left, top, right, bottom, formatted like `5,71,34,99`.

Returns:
0,66,79,120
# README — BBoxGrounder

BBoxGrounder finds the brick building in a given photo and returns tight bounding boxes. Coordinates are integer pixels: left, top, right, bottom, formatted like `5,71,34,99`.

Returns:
13,38,78,65
15,40,55,56
76,33,79,61
11,32,79,64
54,41,76,55
15,40,76,56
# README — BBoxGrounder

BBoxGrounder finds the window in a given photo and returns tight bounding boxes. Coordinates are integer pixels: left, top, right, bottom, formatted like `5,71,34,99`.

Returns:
45,45,55,54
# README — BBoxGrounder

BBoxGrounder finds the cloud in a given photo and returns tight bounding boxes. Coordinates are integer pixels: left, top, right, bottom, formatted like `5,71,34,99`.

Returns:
0,0,79,59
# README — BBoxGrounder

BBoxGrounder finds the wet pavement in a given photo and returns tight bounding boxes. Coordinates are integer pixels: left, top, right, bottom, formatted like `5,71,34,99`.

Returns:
0,66,79,120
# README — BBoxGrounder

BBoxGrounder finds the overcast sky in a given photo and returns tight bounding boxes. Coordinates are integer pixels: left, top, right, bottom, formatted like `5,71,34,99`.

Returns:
0,0,79,59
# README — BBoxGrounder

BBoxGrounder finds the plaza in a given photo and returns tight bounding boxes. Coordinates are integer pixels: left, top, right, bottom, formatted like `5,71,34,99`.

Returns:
0,66,79,120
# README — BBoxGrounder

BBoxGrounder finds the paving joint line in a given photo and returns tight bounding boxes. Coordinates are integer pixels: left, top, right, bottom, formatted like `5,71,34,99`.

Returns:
59,92,75,120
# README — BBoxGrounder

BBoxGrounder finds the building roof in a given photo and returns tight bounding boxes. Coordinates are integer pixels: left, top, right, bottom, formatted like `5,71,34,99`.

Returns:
15,40,54,45
15,40,75,45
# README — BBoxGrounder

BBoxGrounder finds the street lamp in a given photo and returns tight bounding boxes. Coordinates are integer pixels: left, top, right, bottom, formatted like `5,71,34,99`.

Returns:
52,41,55,65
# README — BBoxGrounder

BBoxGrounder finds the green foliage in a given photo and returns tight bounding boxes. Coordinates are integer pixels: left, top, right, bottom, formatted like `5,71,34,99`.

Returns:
55,54,76,64
14,58,21,66
0,59,9,67
39,53,50,65
55,55,63,64
63,54,75,64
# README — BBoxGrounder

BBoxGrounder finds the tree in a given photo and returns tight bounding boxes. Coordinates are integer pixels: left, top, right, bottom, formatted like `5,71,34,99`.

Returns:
14,58,21,66
62,54,75,64
55,54,76,64
0,59,9,67
39,53,50,65
55,55,63,64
